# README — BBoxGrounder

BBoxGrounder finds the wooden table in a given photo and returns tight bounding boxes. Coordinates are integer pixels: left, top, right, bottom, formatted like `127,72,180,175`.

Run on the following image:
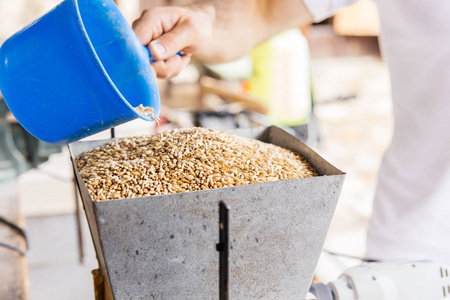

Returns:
0,178,29,300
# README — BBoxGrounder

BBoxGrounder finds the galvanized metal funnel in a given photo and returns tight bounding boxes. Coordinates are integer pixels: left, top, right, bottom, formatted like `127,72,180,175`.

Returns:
69,126,345,299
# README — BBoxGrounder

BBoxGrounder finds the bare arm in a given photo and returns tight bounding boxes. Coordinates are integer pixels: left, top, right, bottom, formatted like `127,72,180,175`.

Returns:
132,0,314,78
196,0,314,63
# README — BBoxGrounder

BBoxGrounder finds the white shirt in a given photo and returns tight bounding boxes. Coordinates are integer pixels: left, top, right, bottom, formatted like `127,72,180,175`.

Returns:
303,0,450,265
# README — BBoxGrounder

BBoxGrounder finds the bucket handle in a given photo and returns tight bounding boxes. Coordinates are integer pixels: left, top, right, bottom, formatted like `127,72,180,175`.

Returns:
143,46,182,63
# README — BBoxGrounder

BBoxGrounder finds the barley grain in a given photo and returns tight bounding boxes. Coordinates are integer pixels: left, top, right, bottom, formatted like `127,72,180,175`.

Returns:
134,104,160,124
76,127,318,201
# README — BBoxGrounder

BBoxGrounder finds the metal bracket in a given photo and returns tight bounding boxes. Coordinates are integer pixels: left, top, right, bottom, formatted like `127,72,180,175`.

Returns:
216,201,230,300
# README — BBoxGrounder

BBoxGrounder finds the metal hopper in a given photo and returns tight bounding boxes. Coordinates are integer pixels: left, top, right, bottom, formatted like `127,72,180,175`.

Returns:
69,126,345,299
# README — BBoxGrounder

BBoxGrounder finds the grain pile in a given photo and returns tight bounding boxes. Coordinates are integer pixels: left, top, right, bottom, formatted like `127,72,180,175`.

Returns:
75,127,318,201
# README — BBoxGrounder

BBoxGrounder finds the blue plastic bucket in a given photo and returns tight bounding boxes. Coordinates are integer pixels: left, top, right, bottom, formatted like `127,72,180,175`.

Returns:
0,0,159,144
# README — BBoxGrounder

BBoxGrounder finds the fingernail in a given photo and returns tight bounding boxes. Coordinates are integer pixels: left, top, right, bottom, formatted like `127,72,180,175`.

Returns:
151,42,166,57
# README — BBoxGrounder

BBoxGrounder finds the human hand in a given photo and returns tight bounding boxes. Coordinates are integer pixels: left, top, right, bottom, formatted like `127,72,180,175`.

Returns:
132,4,215,78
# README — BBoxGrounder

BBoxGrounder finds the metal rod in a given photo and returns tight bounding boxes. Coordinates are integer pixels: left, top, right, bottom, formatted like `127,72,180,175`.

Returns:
73,172,85,264
110,127,115,138
0,216,28,250
0,241,26,256
216,201,230,300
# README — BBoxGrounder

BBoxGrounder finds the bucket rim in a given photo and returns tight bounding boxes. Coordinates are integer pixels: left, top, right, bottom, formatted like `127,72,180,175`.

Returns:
70,0,156,122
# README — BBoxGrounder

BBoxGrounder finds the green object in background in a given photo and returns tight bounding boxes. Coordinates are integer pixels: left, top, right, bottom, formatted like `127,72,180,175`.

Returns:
248,39,273,112
248,29,313,127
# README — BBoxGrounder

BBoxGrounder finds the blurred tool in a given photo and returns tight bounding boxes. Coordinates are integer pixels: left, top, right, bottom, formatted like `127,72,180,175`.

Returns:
310,261,450,299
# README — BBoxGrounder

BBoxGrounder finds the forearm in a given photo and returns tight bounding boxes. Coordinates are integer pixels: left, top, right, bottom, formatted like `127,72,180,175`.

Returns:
195,0,314,63
133,0,314,77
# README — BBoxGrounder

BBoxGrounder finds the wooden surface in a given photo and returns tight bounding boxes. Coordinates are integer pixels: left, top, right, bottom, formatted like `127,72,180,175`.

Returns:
200,76,269,115
0,179,29,300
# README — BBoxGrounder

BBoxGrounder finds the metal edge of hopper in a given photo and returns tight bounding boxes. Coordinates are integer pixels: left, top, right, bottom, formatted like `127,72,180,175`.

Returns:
68,139,116,296
226,125,345,177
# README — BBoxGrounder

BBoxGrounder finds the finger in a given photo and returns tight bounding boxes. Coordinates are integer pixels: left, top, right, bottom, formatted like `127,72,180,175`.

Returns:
149,18,200,61
132,7,183,46
132,10,157,45
152,55,191,79
151,55,191,79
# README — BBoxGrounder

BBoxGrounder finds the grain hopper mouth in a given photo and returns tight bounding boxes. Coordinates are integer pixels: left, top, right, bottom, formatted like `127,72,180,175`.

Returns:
69,126,345,299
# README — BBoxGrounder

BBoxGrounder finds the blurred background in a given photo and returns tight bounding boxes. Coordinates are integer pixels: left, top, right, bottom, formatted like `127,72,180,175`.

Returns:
0,0,392,299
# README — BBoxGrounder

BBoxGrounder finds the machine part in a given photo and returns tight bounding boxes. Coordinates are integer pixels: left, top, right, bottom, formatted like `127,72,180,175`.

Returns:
217,201,231,300
0,117,28,180
69,126,345,299
306,291,319,300
309,283,333,300
311,261,450,300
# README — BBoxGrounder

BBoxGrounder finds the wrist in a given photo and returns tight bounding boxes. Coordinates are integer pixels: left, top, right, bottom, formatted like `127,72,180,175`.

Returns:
189,1,216,18
181,2,216,55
